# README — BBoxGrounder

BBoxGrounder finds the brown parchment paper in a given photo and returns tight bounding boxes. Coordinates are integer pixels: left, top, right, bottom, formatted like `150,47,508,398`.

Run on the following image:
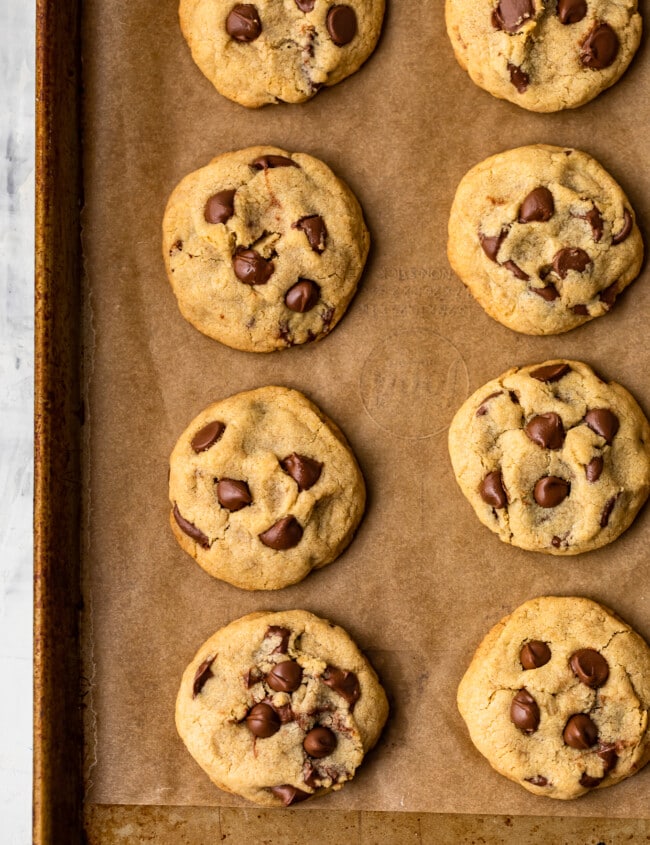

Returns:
81,0,650,816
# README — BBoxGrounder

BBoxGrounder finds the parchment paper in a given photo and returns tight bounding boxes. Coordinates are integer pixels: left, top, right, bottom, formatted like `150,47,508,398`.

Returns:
81,0,650,816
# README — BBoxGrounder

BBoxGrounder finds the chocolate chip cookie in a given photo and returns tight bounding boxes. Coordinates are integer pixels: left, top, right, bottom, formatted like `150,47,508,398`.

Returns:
179,0,385,108
445,0,642,112
169,386,365,590
163,147,370,352
448,360,650,555
457,596,650,799
176,610,389,806
448,145,643,335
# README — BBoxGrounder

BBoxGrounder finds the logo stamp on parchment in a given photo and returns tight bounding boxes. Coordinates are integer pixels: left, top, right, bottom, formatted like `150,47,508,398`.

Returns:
359,328,469,439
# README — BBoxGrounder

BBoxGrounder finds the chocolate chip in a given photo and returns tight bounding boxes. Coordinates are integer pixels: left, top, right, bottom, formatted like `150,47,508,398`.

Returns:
269,785,311,806
493,0,534,32
585,409,619,444
479,228,507,262
599,281,618,308
520,640,551,670
327,5,357,46
173,504,210,548
525,413,565,450
612,208,633,245
275,702,295,724
251,155,298,170
245,667,263,688
322,666,361,708
285,279,320,312
191,420,226,453
204,190,236,224
580,772,603,788
572,304,589,316
267,660,303,693
280,453,323,491
519,187,554,223
525,775,549,787
259,516,303,550
530,363,571,383
581,23,619,69
552,247,591,279
551,535,562,548
577,205,604,242
303,726,337,758
479,471,508,509
557,0,587,24
532,284,559,301
598,745,618,773
570,649,609,688
265,626,291,654
563,714,598,749
216,478,252,511
476,391,503,416
600,495,618,528
246,702,281,738
510,689,540,734
294,215,327,253
534,477,570,508
226,4,262,42
507,62,530,93
192,656,215,698
295,0,315,9
502,260,530,281
585,456,604,482
233,247,274,285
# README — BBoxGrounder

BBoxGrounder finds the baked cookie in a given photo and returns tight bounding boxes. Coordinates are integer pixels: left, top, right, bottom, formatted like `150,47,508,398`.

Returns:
176,610,389,806
457,596,650,799
448,360,650,555
169,386,366,590
448,145,643,335
445,0,642,112
163,147,370,352
179,0,385,108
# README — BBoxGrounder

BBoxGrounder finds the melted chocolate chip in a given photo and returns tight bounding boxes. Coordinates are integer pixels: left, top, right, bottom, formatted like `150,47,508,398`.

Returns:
510,689,540,734
476,391,503,416
585,409,619,444
303,726,337,758
585,456,604,482
295,0,316,9
267,660,303,693
265,626,291,654
216,478,252,511
173,504,210,548
327,5,357,46
563,714,598,749
294,215,327,253
233,247,274,285
508,62,530,93
252,155,298,170
530,363,571,383
285,279,320,312
552,247,591,279
245,667,263,688
580,772,603,788
226,4,262,42
192,656,215,698
493,0,534,32
580,23,619,69
246,702,281,738
280,453,323,491
259,516,303,550
520,640,551,670
534,477,570,508
600,495,618,528
612,208,633,245
557,0,587,24
191,420,226,453
577,205,604,242
204,190,236,224
269,785,311,806
572,304,589,316
479,470,508,509
598,745,618,773
525,413,565,450
599,281,618,309
525,775,549,787
519,187,554,223
570,649,609,688
532,284,559,301
322,666,361,708
479,229,508,262
502,260,530,281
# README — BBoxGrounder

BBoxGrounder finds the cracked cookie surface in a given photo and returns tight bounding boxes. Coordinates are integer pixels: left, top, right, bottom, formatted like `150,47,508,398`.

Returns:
448,145,643,335
176,610,389,806
169,386,366,589
163,147,369,352
445,0,641,112
457,596,650,799
179,0,385,107
448,360,650,555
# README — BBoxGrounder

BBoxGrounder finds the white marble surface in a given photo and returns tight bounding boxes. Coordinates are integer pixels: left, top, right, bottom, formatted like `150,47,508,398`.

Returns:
0,1,35,843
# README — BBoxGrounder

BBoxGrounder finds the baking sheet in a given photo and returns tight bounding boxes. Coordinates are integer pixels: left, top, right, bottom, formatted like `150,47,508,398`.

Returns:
81,0,650,816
